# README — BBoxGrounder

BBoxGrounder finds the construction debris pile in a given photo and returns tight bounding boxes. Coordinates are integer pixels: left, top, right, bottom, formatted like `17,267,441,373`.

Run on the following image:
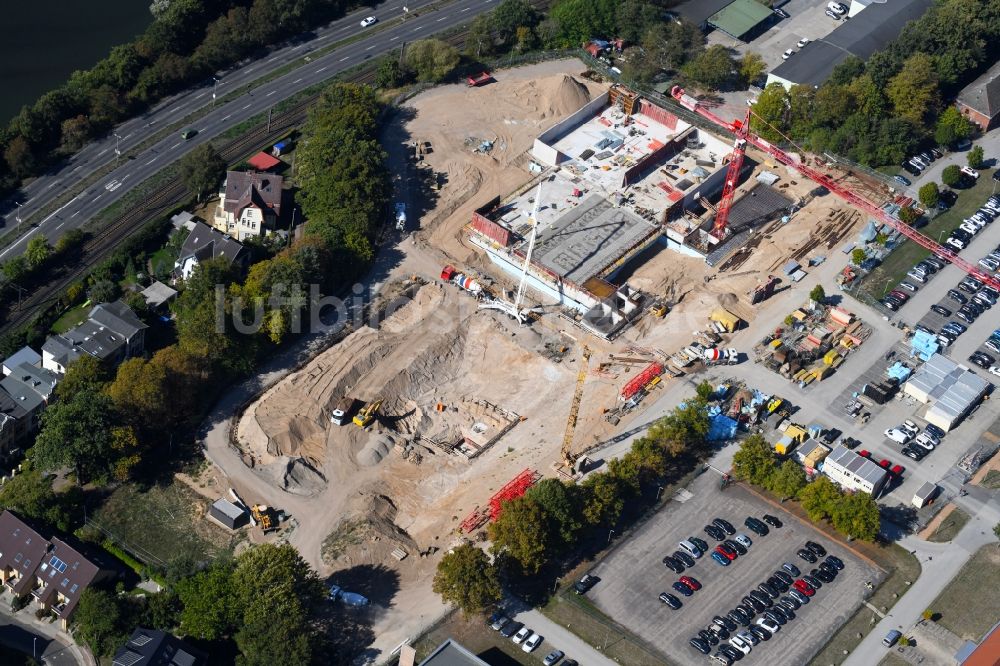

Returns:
754,303,872,387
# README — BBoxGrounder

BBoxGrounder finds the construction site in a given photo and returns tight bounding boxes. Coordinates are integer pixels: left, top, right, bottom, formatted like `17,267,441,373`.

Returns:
211,59,920,655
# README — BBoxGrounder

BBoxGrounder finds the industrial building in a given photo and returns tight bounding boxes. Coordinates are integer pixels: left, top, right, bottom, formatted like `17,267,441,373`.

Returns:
767,0,933,90
673,0,777,40
467,86,789,334
821,444,889,496
902,354,989,432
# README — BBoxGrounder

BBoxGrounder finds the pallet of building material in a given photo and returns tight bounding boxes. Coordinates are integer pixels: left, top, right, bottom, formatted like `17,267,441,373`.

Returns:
391,547,408,561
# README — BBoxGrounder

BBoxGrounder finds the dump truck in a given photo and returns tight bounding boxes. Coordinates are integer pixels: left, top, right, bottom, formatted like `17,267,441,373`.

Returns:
330,397,355,426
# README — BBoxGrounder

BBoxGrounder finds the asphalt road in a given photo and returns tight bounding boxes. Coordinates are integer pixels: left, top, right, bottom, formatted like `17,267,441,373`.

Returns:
0,0,497,261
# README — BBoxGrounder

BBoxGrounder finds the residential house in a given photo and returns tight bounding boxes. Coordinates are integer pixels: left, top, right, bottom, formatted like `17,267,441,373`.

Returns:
0,363,59,458
174,220,249,280
0,511,113,630
113,628,207,666
42,301,147,374
141,281,179,310
213,171,283,241
2,346,41,376
418,639,488,666
956,59,1000,131
821,444,888,496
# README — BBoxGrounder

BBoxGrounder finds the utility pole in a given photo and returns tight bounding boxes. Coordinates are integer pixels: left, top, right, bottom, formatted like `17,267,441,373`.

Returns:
213,77,220,107
288,207,297,248
267,107,273,133
114,132,122,164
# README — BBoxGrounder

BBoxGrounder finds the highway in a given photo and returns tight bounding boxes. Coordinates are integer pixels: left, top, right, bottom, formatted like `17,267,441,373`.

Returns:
0,0,496,261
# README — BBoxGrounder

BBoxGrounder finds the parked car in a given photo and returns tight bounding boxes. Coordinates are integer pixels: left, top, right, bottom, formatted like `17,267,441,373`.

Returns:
796,37,810,48
762,514,782,528
689,637,711,654
744,517,769,536
659,592,682,609
499,621,522,638
673,581,694,596
782,562,801,577
797,548,818,563
734,534,753,549
931,304,952,316
961,166,980,179
680,576,702,591
713,518,736,535
512,627,532,644
711,551,731,566
543,650,564,666
679,540,703,558
756,617,781,634
805,541,827,557
894,174,911,186
662,556,684,573
522,633,543,653
490,612,510,631
674,550,696,568
705,524,726,541
825,555,845,570
689,536,710,553
782,48,795,59
884,428,911,444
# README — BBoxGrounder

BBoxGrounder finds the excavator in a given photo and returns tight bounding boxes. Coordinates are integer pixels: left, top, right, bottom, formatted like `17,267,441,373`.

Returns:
559,346,592,473
353,399,382,427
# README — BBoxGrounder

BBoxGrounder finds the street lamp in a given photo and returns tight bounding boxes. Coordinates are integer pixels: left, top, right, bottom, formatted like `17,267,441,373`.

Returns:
14,200,24,231
938,229,946,243
607,528,615,545
882,278,892,296
33,636,36,659
114,132,122,164
213,77,220,107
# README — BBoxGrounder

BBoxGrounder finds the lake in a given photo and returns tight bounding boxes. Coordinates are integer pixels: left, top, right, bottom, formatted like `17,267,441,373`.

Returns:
1,0,152,124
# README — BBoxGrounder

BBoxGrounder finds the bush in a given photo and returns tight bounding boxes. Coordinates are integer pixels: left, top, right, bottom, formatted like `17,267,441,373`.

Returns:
942,164,962,187
968,145,984,169
918,182,939,208
404,39,461,82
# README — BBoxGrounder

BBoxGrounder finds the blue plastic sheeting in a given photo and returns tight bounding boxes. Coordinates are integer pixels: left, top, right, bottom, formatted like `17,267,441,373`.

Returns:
708,414,739,441
910,330,939,361
707,404,722,417
750,389,770,409
858,219,878,243
887,362,912,382
713,384,732,400
807,424,824,439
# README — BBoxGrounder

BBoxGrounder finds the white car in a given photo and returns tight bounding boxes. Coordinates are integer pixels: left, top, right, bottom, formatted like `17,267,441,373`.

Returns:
913,432,938,450
884,428,911,444
797,38,810,48
360,16,377,27
729,635,753,655
756,617,781,634
961,166,980,179
734,533,752,549
782,49,795,59
512,627,531,644
900,420,920,437
522,633,543,653
988,366,1000,376
827,1,847,13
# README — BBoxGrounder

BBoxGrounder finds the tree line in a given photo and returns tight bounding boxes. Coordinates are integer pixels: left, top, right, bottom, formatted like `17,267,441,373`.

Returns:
749,0,1000,166
732,434,880,541
433,389,714,615
0,0,373,197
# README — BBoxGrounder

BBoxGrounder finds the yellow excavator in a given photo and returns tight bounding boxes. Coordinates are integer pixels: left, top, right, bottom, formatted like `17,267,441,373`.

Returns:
560,346,591,470
353,399,383,427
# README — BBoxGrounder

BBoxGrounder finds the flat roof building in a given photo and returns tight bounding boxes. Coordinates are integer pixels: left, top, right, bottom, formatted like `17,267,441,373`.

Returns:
767,0,933,89
903,354,988,432
707,0,775,41
822,444,888,496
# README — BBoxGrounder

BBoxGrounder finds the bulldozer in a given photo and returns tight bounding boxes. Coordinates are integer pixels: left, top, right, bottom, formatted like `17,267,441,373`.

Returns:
353,399,382,428
251,504,277,533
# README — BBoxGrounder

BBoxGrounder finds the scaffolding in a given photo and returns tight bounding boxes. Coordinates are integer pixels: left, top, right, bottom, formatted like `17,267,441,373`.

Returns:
459,468,542,533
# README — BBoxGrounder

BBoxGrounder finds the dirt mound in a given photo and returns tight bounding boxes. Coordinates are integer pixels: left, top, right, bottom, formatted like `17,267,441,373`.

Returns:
261,456,327,496
539,74,592,118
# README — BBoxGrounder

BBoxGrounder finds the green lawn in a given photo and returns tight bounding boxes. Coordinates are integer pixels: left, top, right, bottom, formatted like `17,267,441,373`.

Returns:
927,507,970,543
50,302,91,334
857,167,999,302
928,545,1000,640
979,469,1000,490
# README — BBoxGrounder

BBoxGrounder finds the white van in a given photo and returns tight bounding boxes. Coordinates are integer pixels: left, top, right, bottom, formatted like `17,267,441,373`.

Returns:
679,539,703,558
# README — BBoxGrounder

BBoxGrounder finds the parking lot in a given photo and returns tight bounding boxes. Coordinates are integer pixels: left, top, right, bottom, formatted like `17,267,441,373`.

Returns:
586,471,880,666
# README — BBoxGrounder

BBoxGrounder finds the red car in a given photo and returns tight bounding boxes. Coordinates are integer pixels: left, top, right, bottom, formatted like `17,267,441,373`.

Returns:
679,575,702,591
878,459,891,469
891,464,905,476
715,544,737,561
793,579,816,596
858,450,870,458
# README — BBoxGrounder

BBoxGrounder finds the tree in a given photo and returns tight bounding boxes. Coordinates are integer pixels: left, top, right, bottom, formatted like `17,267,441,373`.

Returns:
72,589,130,657
967,145,984,169
107,357,169,429
549,0,617,46
614,0,659,43
176,561,237,640
491,0,538,44
31,391,122,483
375,57,405,89
24,236,52,269
768,460,806,500
941,164,962,187
809,285,826,303
918,182,939,208
580,472,626,527
831,491,880,541
682,45,735,91
641,22,704,74
60,114,93,153
466,15,496,57
432,544,502,615
488,496,553,574
898,206,920,225
56,355,110,400
934,107,974,147
886,53,940,125
0,463,82,532
798,476,842,522
179,143,225,202
647,400,711,457
4,136,36,179
732,434,775,487
851,248,867,265
88,278,120,304
738,52,767,86
404,40,461,83
695,380,714,402
749,83,788,143
525,478,583,547
1,256,28,283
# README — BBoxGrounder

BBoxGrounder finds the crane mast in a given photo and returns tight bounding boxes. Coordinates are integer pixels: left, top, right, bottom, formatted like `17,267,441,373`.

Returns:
671,86,1000,293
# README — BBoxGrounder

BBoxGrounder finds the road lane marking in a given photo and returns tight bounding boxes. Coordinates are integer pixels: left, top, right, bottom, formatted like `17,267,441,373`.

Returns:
242,103,253,110
339,56,349,62
46,183,56,190
266,90,277,96
121,174,129,181
91,195,102,203
123,132,133,139
73,166,82,172
390,36,399,40
55,222,64,230
70,210,80,218
170,106,181,113
294,78,303,83
98,149,108,156
170,142,181,149
145,157,157,166
412,25,422,31
195,92,205,99
438,16,447,21
366,44,376,50
461,6,471,10
268,57,279,63
222,115,231,121
316,66,328,72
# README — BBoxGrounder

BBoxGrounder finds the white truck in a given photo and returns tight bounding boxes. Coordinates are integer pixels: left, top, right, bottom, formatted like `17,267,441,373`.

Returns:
394,202,407,231
330,397,354,426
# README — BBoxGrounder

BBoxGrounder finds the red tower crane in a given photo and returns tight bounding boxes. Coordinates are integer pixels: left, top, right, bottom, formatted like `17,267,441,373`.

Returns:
671,86,1000,293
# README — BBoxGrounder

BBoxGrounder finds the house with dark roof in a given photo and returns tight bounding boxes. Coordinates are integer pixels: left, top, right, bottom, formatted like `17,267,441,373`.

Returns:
767,0,932,89
42,301,147,374
956,59,1000,131
113,628,207,666
2,346,41,376
174,220,250,280
417,639,488,666
0,363,59,457
0,511,114,630
213,171,283,241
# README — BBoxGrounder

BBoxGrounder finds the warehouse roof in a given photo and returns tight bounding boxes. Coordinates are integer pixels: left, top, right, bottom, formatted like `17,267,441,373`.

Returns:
825,444,887,488
708,0,773,40
674,0,736,27
769,0,933,87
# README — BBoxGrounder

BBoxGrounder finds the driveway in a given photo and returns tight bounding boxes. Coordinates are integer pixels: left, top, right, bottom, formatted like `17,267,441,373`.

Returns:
0,600,92,666
901,126,1000,196
505,608,618,666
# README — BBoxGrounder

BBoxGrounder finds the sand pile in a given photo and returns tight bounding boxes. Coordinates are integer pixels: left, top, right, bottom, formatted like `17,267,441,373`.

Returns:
536,74,592,118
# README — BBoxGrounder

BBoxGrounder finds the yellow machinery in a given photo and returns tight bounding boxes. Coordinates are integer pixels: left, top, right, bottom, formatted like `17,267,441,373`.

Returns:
560,346,592,468
251,504,275,533
353,399,383,427
652,302,669,318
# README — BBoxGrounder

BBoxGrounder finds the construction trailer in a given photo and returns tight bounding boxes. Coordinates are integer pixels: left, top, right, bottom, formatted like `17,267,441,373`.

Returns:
209,498,249,530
